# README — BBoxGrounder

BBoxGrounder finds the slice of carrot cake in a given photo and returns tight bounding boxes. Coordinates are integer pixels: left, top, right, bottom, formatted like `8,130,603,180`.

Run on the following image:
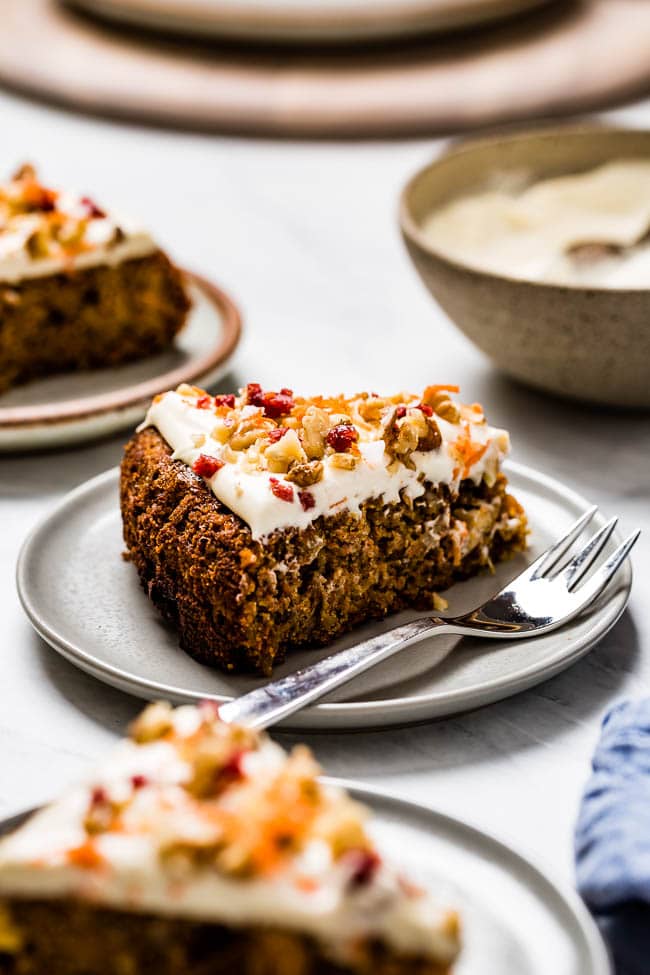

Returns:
0,164,191,393
0,702,461,975
120,382,527,675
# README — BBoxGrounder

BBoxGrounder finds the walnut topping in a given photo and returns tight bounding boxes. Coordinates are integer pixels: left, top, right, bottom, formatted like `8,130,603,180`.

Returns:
435,399,461,423
171,382,491,489
264,428,307,474
301,406,330,460
383,406,441,466
285,460,324,487
129,701,174,743
329,452,358,470
357,395,388,422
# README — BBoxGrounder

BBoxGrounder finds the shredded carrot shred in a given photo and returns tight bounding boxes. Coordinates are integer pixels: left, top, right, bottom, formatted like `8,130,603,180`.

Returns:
423,384,460,399
67,839,104,870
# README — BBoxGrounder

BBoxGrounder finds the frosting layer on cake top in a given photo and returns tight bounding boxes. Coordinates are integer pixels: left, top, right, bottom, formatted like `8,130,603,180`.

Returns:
0,702,460,967
0,164,157,283
141,382,511,539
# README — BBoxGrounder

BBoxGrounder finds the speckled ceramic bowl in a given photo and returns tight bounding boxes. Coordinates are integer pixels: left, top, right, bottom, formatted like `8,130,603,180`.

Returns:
400,127,650,408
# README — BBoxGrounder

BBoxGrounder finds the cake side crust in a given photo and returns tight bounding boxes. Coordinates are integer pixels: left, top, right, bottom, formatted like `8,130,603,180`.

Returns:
120,428,527,674
0,250,190,393
0,899,451,975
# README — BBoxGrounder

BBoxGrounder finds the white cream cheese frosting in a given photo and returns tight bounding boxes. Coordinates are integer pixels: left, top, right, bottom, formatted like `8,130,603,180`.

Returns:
0,165,157,284
422,159,650,288
140,383,510,540
0,703,461,966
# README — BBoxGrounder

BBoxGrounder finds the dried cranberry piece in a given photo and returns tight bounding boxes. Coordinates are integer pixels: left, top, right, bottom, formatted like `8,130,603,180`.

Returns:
417,403,433,417
192,454,224,478
245,383,294,419
130,774,148,790
326,424,358,453
245,382,264,406
214,394,236,408
269,477,294,503
90,787,108,806
395,406,407,419
268,427,288,443
195,394,213,409
212,749,248,792
262,392,294,419
343,848,382,887
298,490,315,512
81,196,106,219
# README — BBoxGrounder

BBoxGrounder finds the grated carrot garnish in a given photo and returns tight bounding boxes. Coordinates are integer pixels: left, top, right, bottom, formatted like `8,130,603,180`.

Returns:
67,839,104,870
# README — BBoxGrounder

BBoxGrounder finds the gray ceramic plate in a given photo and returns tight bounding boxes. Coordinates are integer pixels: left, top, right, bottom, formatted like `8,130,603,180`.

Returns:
16,461,632,731
0,272,241,451
0,781,610,974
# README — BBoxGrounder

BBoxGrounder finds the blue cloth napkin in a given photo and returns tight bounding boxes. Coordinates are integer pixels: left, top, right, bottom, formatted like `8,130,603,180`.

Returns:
575,699,650,975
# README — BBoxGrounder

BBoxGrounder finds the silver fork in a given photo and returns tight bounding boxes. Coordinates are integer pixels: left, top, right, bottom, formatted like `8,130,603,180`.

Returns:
219,508,639,730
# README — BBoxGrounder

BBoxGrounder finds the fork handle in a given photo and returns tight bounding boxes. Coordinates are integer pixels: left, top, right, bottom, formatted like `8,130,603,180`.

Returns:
218,616,452,730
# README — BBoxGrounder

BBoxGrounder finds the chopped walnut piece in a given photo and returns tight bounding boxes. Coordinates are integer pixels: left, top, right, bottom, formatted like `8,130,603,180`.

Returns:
329,452,358,471
265,428,307,474
25,230,50,259
312,794,370,859
301,406,330,460
357,396,388,422
285,460,324,487
129,701,174,743
435,398,461,424
383,407,442,466
230,416,275,451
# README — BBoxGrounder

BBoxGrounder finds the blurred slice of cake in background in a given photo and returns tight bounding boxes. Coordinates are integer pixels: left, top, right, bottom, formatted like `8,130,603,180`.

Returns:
0,701,461,974
0,164,191,394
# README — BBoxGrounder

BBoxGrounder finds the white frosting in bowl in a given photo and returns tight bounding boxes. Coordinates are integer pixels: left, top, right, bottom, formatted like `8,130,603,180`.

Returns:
422,159,650,288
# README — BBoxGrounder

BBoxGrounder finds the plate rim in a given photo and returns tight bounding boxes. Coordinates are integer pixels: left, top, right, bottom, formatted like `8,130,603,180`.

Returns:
16,459,633,729
0,270,242,430
67,0,555,38
0,780,611,974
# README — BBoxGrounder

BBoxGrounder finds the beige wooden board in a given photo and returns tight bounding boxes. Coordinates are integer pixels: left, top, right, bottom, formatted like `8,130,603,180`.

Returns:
1,0,650,136
69,0,554,43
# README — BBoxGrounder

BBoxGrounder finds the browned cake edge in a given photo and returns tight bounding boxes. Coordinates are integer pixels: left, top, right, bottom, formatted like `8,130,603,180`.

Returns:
0,898,451,975
120,427,527,675
0,250,191,394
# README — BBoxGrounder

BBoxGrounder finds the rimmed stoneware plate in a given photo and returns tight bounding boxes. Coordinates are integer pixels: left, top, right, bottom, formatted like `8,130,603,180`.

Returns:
69,0,555,43
0,782,610,974
0,272,241,452
17,461,632,731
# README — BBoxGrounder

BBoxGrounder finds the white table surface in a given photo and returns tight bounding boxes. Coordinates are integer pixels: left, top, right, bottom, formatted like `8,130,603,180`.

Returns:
1,87,649,894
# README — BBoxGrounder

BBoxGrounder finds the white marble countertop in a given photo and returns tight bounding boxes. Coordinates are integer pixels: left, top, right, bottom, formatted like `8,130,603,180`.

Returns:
1,87,648,895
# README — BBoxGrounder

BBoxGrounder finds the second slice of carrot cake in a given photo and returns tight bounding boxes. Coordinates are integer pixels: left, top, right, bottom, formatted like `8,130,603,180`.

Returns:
120,383,527,674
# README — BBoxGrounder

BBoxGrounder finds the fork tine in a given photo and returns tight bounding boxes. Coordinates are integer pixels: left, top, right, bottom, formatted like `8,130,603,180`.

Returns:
572,531,641,607
561,516,618,590
527,505,598,580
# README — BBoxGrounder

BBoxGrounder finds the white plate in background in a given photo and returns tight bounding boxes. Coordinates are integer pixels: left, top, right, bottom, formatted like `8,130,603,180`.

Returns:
0,272,241,451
